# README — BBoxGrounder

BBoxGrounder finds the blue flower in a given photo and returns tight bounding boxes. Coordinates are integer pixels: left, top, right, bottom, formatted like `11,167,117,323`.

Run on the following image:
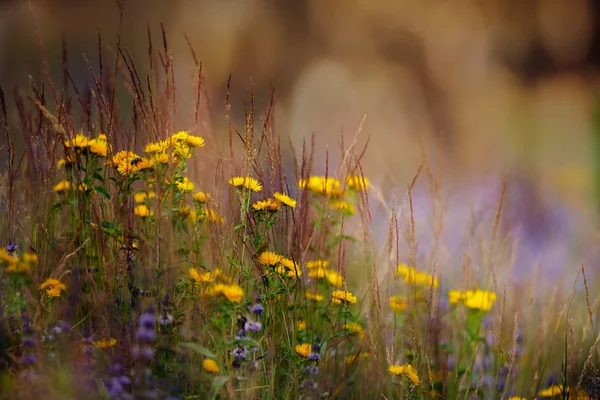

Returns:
250,304,264,316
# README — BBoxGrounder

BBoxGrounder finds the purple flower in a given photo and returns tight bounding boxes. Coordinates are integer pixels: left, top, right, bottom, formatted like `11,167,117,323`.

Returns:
251,304,264,316
23,337,35,348
158,314,173,326
139,309,156,329
231,346,249,360
306,365,319,375
135,328,156,341
311,343,321,353
6,242,17,253
308,353,321,362
20,354,36,365
245,321,262,333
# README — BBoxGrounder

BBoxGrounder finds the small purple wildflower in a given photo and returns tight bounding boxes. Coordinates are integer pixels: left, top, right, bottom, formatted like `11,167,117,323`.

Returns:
306,365,319,375
6,242,17,253
308,352,321,362
244,320,262,333
250,304,264,316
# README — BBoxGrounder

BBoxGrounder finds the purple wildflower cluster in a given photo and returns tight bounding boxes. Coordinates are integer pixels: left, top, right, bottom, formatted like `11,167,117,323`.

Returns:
299,338,322,398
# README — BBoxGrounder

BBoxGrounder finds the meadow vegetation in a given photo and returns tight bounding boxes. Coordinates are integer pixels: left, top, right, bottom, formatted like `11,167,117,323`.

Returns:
0,25,599,400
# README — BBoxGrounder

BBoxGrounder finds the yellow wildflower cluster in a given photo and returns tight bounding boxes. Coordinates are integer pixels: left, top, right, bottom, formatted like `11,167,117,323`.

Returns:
331,290,357,305
344,322,365,338
273,192,297,208
295,320,307,331
208,283,244,303
93,338,117,349
396,264,438,288
0,249,38,273
64,133,110,156
275,257,302,278
52,180,88,193
305,259,343,287
345,175,369,191
295,343,312,358
39,278,66,298
298,176,343,197
389,296,408,312
229,176,262,192
329,200,354,215
388,364,419,386
448,289,497,312
202,359,219,373
252,198,280,212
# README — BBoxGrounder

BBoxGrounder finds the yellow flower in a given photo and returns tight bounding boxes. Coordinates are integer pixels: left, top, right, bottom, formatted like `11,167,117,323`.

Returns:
134,191,149,204
56,157,75,168
185,135,205,147
507,397,527,400
209,283,244,303
144,140,169,153
306,293,324,302
325,270,344,287
202,359,219,373
189,268,213,283
346,175,369,191
298,176,344,196
93,338,117,349
39,278,66,297
345,352,369,365
296,320,307,331
172,143,192,160
177,176,194,192
308,267,327,279
200,209,225,224
0,249,18,264
396,264,414,278
88,135,109,156
448,290,465,304
306,260,328,269
64,134,89,149
258,251,282,266
229,176,262,192
117,157,152,176
273,192,297,208
108,150,138,167
252,198,280,212
23,252,38,264
193,191,208,203
152,152,171,165
404,270,438,288
170,130,189,143
134,205,153,218
462,290,497,312
388,364,419,386
277,257,302,277
295,343,312,358
331,290,357,305
6,262,30,273
344,323,364,338
389,296,407,311
53,180,72,192
178,206,192,216
330,200,354,215
538,385,564,397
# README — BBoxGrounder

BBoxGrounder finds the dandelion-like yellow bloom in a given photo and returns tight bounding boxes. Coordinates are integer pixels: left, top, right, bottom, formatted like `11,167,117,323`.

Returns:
134,191,148,204
193,191,208,203
64,134,89,149
448,290,465,304
170,131,189,143
144,140,169,154
306,292,324,302
296,320,306,331
202,359,219,373
178,206,192,217
185,135,205,147
306,260,329,269
308,267,327,279
57,157,75,168
462,290,497,312
273,192,297,208
177,177,195,192
189,268,213,284
39,278,66,297
53,180,72,192
330,200,354,215
396,264,438,288
507,397,527,400
229,176,262,192
388,364,419,386
345,352,370,365
325,270,344,287
172,143,192,160
210,283,244,303
108,150,138,167
117,157,152,176
152,152,171,165
198,209,225,224
295,343,312,358
389,296,407,311
0,249,18,265
258,251,282,266
134,205,153,218
93,338,117,349
332,290,357,305
538,385,564,397
88,135,109,156
344,323,364,338
252,198,280,212
23,252,38,264
298,176,343,196
277,257,302,277
6,262,30,273
346,175,369,191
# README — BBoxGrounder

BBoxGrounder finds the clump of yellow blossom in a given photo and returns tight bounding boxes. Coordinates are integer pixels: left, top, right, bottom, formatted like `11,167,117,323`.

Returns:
388,364,419,386
209,283,244,303
329,200,354,215
389,296,408,312
64,134,89,149
396,264,438,288
189,268,213,284
325,270,344,287
344,323,364,338
185,135,205,147
308,267,327,279
93,338,117,349
39,278,66,297
306,260,328,269
134,205,153,218
193,191,208,203
88,134,109,156
306,293,324,302
346,175,369,191
331,290,357,305
252,198,280,212
298,176,343,197
0,248,18,265
258,251,282,266
202,359,219,373
295,343,312,358
296,320,306,331
53,180,72,193
134,191,156,204
450,289,497,312
538,385,564,397
229,176,262,192
199,209,225,224
276,257,302,278
144,140,169,154
273,192,297,208
176,177,195,192
109,151,138,167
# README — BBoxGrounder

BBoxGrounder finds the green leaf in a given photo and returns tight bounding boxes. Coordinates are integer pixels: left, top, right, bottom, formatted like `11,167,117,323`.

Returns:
211,376,230,400
94,186,111,200
178,342,216,359
50,202,63,215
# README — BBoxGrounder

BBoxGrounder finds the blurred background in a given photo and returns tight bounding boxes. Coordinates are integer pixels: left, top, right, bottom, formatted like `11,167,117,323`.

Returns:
1,0,600,284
